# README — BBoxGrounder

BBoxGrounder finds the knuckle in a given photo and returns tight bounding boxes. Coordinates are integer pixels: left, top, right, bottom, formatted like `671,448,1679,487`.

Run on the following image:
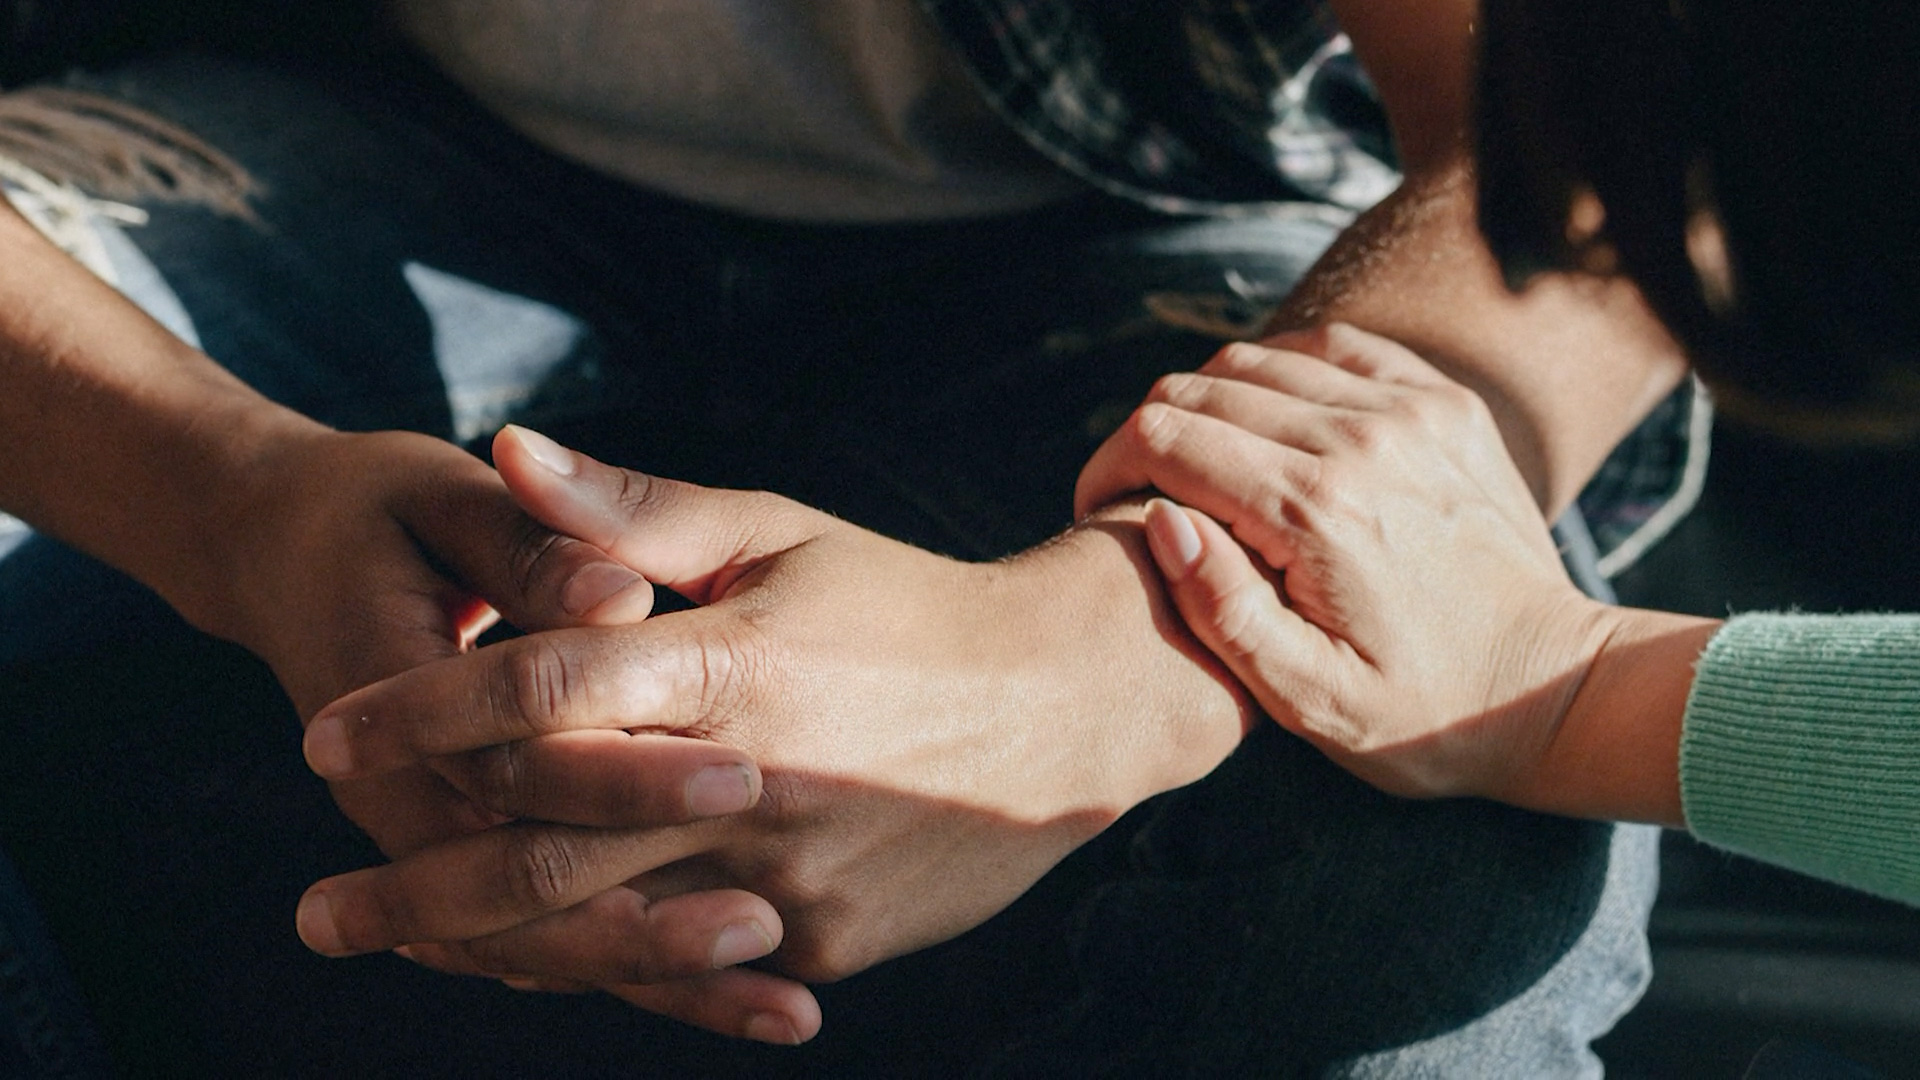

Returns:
1148,371,1199,408
497,637,586,736
1128,401,1183,456
1209,580,1275,664
691,632,747,731
506,517,567,601
1208,341,1268,376
1320,321,1365,355
1443,383,1493,424
1274,323,1333,360
755,852,829,914
1331,411,1388,452
613,468,660,521
501,828,584,912
1278,457,1331,515
1387,393,1437,430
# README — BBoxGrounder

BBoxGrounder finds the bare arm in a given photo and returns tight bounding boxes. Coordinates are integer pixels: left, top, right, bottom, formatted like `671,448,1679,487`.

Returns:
0,205,313,634
0,205,819,1040
1278,0,1691,518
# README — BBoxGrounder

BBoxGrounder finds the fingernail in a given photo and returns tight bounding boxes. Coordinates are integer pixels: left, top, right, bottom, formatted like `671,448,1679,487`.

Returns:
1146,498,1204,574
296,891,347,956
303,713,353,778
510,425,577,477
744,1012,803,1046
711,920,776,968
561,560,645,618
393,945,416,961
686,763,756,818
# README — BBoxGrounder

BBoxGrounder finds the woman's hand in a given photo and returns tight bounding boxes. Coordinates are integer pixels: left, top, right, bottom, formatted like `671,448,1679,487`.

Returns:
1075,324,1623,805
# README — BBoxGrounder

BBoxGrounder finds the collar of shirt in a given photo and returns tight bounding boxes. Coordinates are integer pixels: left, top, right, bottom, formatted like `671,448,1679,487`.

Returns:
919,0,1401,217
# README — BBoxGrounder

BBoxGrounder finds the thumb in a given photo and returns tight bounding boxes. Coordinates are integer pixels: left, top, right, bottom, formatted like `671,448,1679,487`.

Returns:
1142,499,1327,732
494,426,830,604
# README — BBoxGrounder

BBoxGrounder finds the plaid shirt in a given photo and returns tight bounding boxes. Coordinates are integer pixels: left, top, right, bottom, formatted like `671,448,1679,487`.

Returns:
921,0,1399,216
924,0,1702,574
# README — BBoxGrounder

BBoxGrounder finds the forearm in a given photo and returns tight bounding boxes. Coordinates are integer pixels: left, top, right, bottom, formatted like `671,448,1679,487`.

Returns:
0,206,324,630
1293,0,1691,518
1266,160,1688,518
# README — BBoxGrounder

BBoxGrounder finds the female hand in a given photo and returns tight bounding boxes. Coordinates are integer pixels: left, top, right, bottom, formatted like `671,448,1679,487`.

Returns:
1075,323,1622,804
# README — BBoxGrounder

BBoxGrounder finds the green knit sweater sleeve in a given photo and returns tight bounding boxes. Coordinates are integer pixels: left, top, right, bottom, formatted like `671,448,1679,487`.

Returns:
1681,612,1920,905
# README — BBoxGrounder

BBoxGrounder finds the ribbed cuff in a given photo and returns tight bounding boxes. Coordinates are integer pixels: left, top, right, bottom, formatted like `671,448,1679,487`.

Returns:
1681,613,1920,906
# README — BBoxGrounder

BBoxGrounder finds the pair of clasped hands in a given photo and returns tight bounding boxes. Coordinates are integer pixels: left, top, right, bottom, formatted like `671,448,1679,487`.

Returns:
273,325,1615,1046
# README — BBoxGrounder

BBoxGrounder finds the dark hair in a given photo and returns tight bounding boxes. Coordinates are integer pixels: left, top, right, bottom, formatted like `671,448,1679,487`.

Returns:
1476,0,1920,440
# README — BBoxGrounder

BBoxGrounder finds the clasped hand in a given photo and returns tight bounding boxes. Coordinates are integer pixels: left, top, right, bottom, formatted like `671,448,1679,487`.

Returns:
291,426,1247,1044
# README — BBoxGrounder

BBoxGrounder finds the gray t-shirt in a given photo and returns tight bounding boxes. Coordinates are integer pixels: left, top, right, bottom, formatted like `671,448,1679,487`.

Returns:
392,0,1084,221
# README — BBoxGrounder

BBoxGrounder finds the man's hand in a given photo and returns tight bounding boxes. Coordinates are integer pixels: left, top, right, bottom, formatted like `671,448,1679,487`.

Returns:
184,425,815,1040
289,427,1250,1030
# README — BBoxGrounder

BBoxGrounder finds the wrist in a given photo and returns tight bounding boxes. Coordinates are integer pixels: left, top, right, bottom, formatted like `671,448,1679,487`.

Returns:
1503,604,1720,826
991,501,1255,818
136,393,336,642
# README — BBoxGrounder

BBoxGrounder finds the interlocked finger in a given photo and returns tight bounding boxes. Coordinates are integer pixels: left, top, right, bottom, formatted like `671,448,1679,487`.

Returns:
400,884,782,986
305,619,730,780
296,818,722,957
436,730,762,827
607,970,824,1045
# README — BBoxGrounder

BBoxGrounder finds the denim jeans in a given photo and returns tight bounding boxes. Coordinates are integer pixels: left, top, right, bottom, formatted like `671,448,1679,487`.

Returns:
0,51,1667,1078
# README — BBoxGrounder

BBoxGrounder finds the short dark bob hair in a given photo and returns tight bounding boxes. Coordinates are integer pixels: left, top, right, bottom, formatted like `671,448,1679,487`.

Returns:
1476,0,1920,441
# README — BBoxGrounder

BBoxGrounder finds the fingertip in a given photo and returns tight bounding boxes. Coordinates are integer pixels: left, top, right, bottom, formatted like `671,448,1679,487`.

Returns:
303,712,354,779
606,969,823,1045
560,559,653,622
786,993,824,1043
296,887,349,957
685,761,761,820
494,427,630,556
498,425,577,478
1143,498,1205,581
745,1013,807,1046
710,920,778,969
